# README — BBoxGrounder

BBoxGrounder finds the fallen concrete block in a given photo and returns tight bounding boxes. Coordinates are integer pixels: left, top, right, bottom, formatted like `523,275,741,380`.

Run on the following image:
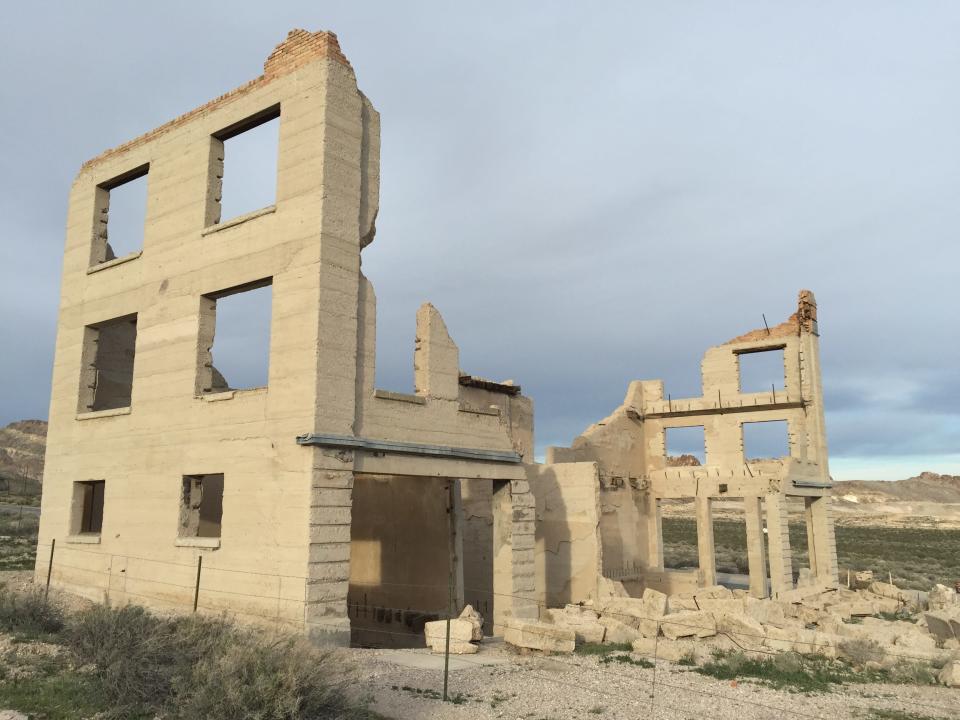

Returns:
504,619,575,653
869,581,904,601
928,584,958,611
547,608,606,644
924,612,958,642
694,585,733,601
598,577,630,604
698,598,746,615
938,660,960,688
743,597,788,628
425,618,475,646
600,597,660,637
667,593,700,612
713,612,766,651
661,611,716,640
599,616,642,644
642,587,668,616
459,604,484,641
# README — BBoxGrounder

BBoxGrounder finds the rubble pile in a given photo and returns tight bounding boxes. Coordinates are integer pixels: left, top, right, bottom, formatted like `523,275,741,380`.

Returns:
540,578,960,687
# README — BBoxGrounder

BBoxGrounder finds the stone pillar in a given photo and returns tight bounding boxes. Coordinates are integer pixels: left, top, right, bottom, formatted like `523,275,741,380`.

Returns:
695,497,717,587
646,496,664,569
306,452,355,645
805,495,839,584
765,494,794,596
744,496,769,598
491,478,537,634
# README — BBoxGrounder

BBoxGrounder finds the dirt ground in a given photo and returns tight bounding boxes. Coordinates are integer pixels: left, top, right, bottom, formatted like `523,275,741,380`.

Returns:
355,643,959,720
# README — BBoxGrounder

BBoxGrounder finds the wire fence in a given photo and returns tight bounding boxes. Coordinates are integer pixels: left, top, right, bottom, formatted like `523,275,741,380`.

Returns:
30,540,959,719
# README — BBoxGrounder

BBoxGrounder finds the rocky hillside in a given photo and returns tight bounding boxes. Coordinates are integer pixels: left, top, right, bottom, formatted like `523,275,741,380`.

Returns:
0,419,46,493
833,472,960,504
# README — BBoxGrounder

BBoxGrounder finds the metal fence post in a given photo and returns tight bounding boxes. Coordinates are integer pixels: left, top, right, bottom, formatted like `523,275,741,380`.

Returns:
193,555,203,612
44,538,56,601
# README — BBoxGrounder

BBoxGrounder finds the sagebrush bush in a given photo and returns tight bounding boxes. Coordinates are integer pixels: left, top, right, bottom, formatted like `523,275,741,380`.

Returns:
175,631,370,720
0,583,64,636
838,639,885,667
65,603,370,719
65,604,231,713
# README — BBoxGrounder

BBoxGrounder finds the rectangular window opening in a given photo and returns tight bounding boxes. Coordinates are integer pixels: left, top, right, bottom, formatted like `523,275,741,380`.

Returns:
91,165,149,265
736,346,786,394
180,474,224,538
72,480,105,535
660,498,699,571
197,280,272,394
78,314,138,412
742,420,790,460
665,425,705,466
207,106,280,226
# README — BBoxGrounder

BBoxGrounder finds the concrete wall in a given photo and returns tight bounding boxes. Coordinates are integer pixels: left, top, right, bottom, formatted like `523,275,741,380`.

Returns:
528,462,602,608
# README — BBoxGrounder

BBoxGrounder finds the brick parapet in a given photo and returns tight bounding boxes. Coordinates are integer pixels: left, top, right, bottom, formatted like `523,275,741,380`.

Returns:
79,29,351,175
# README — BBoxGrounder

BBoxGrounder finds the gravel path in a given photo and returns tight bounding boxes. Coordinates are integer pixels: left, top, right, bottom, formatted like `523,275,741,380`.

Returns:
355,644,959,720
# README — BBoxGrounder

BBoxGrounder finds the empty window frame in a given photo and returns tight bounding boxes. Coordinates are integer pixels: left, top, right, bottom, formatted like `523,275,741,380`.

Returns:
736,345,786,394
179,474,224,538
91,164,149,265
71,480,105,535
77,314,138,413
664,425,706,466
742,420,790,460
206,105,280,225
196,280,272,394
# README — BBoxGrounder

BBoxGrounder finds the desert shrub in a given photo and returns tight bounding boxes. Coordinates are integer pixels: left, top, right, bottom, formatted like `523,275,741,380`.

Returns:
838,639,885,666
575,642,632,656
886,660,938,686
0,583,64,636
175,631,370,720
65,604,231,714
697,650,855,693
65,603,372,719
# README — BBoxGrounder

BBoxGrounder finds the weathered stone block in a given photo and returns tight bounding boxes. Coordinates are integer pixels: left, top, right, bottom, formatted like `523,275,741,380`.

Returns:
599,616,642,644
924,612,958,642
504,619,575,653
425,618,475,645
661,611,716,640
642,588,668,616
459,605,484,641
743,597,788,628
939,660,960,687
713,612,766,651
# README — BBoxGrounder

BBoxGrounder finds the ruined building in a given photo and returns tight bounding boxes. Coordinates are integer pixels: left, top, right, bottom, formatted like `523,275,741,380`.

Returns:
36,30,838,646
532,290,839,608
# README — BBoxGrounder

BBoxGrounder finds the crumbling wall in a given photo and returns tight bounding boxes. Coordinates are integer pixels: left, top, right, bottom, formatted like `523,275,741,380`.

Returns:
528,462,603,608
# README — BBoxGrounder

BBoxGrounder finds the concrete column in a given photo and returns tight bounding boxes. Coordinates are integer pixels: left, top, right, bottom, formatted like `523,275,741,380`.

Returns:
695,497,717,587
743,496,769,598
806,495,839,584
305,452,354,645
491,479,537,634
647,496,664,568
764,494,794,596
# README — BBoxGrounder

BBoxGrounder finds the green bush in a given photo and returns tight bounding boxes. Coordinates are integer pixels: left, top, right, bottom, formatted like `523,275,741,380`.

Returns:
64,602,372,719
176,632,371,720
0,583,64,636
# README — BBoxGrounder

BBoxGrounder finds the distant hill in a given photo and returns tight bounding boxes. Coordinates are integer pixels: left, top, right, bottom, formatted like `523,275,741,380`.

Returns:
0,419,46,495
831,472,960,528
833,472,960,504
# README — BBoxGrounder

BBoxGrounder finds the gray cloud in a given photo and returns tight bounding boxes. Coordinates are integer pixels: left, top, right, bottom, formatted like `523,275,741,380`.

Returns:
1,2,958,476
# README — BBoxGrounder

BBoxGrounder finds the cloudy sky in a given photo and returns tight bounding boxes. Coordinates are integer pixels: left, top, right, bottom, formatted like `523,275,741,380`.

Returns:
1,2,957,480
